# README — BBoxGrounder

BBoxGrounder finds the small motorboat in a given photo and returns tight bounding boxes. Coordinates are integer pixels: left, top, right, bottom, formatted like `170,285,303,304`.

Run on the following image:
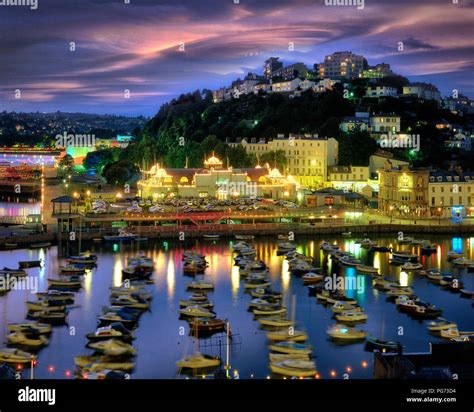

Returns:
36,291,75,302
253,305,287,316
187,281,214,291
243,278,270,289
397,237,414,244
0,267,27,277
183,264,206,275
188,292,208,302
392,251,418,261
7,322,52,335
270,359,317,378
26,301,66,312
325,294,357,305
258,316,293,328
86,323,134,342
302,272,324,284
452,257,474,267
397,300,442,318
190,318,226,334
26,311,67,324
110,285,151,300
385,286,414,297
401,262,423,271
331,302,362,314
176,352,220,369
179,299,214,309
74,355,135,372
110,295,150,310
356,265,379,275
179,306,215,318
88,339,137,356
103,230,137,242
460,289,474,298
341,232,352,237
59,264,86,274
7,331,49,348
18,260,42,269
250,288,282,299
98,312,136,328
47,277,82,289
4,243,18,250
66,253,98,264
335,310,368,323
372,278,398,290
447,251,463,260
269,353,310,363
267,330,308,342
365,337,399,353
327,324,367,341
338,256,361,266
427,318,458,332
277,242,296,254
421,242,437,254
439,328,474,340
0,348,35,364
269,341,312,355
370,246,391,253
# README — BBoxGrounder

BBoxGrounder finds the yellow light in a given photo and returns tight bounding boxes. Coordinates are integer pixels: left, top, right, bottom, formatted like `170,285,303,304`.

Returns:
116,193,122,199
361,361,368,368
330,370,336,377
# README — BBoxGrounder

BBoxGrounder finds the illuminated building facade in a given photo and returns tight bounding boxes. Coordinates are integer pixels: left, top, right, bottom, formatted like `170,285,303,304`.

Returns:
137,155,296,200
236,135,338,189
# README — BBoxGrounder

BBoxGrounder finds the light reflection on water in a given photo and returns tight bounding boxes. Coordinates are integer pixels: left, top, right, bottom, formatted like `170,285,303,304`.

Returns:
0,234,473,379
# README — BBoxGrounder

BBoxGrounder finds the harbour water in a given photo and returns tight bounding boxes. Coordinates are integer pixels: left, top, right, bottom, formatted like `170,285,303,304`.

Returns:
1,234,473,379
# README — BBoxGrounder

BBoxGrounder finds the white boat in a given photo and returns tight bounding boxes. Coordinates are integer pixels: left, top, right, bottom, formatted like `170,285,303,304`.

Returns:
258,316,293,328
267,330,308,342
179,306,215,318
302,272,324,283
8,322,52,334
270,359,317,377
176,352,220,369
356,264,379,275
327,324,367,341
360,239,376,248
0,348,34,364
87,339,136,356
341,232,352,237
335,311,368,323
452,257,474,267
447,251,463,260
398,236,414,244
427,318,458,332
269,341,312,355
187,281,214,290
7,332,49,348
401,262,423,271
331,302,362,314
392,251,418,260
253,306,287,316
59,264,86,274
277,242,296,252
103,229,137,242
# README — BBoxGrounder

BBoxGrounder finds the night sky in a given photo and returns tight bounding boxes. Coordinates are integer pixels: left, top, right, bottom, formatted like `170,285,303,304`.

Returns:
0,0,473,115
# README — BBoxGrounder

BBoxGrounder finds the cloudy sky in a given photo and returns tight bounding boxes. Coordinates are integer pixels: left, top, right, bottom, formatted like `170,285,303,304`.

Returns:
0,0,473,115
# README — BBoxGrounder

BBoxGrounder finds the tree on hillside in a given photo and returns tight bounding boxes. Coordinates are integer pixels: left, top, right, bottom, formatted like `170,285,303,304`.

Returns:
103,160,140,186
337,129,378,166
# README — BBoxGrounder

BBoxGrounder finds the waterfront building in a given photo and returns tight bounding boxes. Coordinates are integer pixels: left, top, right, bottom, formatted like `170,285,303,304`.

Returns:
313,78,339,93
428,170,474,219
319,51,368,80
137,154,296,200
370,114,401,133
378,162,430,218
402,83,441,103
236,135,338,189
326,165,372,194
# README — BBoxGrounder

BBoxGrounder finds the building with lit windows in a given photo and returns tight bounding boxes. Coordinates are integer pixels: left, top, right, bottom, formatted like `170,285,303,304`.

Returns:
235,135,338,189
378,162,430,219
137,154,296,200
319,51,368,80
370,114,401,133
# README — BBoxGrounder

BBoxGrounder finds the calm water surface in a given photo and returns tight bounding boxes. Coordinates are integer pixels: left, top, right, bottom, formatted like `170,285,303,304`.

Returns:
1,235,473,379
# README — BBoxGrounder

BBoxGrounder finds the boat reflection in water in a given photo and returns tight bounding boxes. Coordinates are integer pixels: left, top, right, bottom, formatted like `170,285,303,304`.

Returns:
0,234,473,379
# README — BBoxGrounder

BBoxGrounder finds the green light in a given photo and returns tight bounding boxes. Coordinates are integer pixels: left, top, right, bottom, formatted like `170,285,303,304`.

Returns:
113,244,118,252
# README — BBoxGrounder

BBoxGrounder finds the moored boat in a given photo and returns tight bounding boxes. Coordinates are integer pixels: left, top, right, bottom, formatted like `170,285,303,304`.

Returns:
270,359,317,378
327,324,367,341
87,339,137,356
